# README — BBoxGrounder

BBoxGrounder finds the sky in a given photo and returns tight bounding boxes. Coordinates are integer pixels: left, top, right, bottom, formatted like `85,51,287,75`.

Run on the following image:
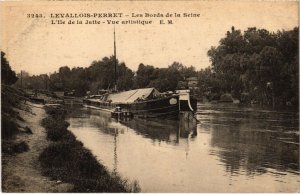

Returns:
0,1,298,75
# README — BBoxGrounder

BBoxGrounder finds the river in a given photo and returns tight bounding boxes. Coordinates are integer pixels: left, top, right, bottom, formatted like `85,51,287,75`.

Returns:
66,103,299,192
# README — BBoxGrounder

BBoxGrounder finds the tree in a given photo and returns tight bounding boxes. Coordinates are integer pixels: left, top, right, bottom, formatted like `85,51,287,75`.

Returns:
1,52,18,85
147,63,182,92
135,63,155,88
207,26,298,108
258,46,283,106
117,62,134,91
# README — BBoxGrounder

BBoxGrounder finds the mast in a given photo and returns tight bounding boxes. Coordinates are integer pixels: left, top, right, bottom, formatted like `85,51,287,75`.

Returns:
113,26,117,92
20,70,23,89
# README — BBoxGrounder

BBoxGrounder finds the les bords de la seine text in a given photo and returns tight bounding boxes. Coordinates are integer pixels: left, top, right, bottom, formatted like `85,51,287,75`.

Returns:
27,12,201,25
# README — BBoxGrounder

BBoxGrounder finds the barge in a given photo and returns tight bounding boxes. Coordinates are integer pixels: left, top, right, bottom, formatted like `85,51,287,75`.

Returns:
83,88,197,119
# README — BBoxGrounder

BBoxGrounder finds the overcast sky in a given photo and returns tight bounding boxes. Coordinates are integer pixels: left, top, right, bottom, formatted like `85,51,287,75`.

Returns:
0,1,298,75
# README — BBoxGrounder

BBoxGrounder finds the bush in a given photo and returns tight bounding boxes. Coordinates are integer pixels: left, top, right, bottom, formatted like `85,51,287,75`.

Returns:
2,141,29,154
39,136,130,192
13,141,29,153
41,117,70,141
1,115,19,139
44,105,67,120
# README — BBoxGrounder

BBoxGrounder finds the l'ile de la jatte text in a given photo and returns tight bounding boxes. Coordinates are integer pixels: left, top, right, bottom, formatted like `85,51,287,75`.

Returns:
26,12,201,25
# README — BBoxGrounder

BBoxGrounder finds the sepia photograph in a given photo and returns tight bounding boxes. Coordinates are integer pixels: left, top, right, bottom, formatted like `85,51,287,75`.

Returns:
0,0,299,192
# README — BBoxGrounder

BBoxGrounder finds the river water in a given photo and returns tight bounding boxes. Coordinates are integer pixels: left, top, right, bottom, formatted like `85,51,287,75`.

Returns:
66,103,299,192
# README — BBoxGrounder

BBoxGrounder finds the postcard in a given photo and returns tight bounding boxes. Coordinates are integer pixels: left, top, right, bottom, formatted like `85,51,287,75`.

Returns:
1,0,299,193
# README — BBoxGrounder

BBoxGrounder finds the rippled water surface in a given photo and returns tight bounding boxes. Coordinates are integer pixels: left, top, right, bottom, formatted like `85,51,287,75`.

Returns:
67,104,299,192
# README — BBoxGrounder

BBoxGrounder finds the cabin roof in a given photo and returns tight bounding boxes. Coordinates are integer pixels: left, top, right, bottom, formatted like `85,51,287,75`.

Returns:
107,88,160,103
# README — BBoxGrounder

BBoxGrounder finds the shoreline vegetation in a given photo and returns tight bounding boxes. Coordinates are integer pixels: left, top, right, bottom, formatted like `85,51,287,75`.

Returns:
1,84,140,192
1,85,73,192
40,105,140,192
12,26,299,110
2,85,30,151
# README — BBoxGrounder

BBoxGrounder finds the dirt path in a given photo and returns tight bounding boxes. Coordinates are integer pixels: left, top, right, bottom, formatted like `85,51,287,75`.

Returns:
2,103,73,192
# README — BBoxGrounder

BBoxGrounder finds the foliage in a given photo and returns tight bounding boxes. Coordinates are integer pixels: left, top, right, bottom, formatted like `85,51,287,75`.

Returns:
1,84,30,155
1,114,19,139
135,63,155,88
136,62,196,92
207,26,299,108
41,116,70,141
1,52,18,85
2,141,29,154
15,72,48,90
1,84,28,139
14,56,134,96
19,57,197,94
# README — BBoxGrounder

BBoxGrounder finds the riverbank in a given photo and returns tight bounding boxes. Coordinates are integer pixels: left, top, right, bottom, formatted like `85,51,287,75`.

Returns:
1,84,73,192
2,85,139,192
39,105,140,192
2,102,73,192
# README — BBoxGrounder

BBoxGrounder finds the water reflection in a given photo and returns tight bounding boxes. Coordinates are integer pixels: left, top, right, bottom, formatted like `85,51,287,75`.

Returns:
66,104,299,192
67,106,198,144
211,127,299,176
118,117,197,144
113,128,118,174
198,103,299,176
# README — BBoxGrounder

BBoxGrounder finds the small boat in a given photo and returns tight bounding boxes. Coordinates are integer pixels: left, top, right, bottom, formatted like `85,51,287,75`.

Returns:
111,106,134,119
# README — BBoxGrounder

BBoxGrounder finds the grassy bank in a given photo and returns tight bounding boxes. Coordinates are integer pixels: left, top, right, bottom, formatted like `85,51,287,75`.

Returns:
1,85,31,154
39,105,140,192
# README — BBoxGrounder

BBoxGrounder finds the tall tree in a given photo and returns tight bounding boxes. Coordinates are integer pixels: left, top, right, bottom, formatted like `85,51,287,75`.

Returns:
136,63,155,88
1,52,18,85
207,26,299,108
